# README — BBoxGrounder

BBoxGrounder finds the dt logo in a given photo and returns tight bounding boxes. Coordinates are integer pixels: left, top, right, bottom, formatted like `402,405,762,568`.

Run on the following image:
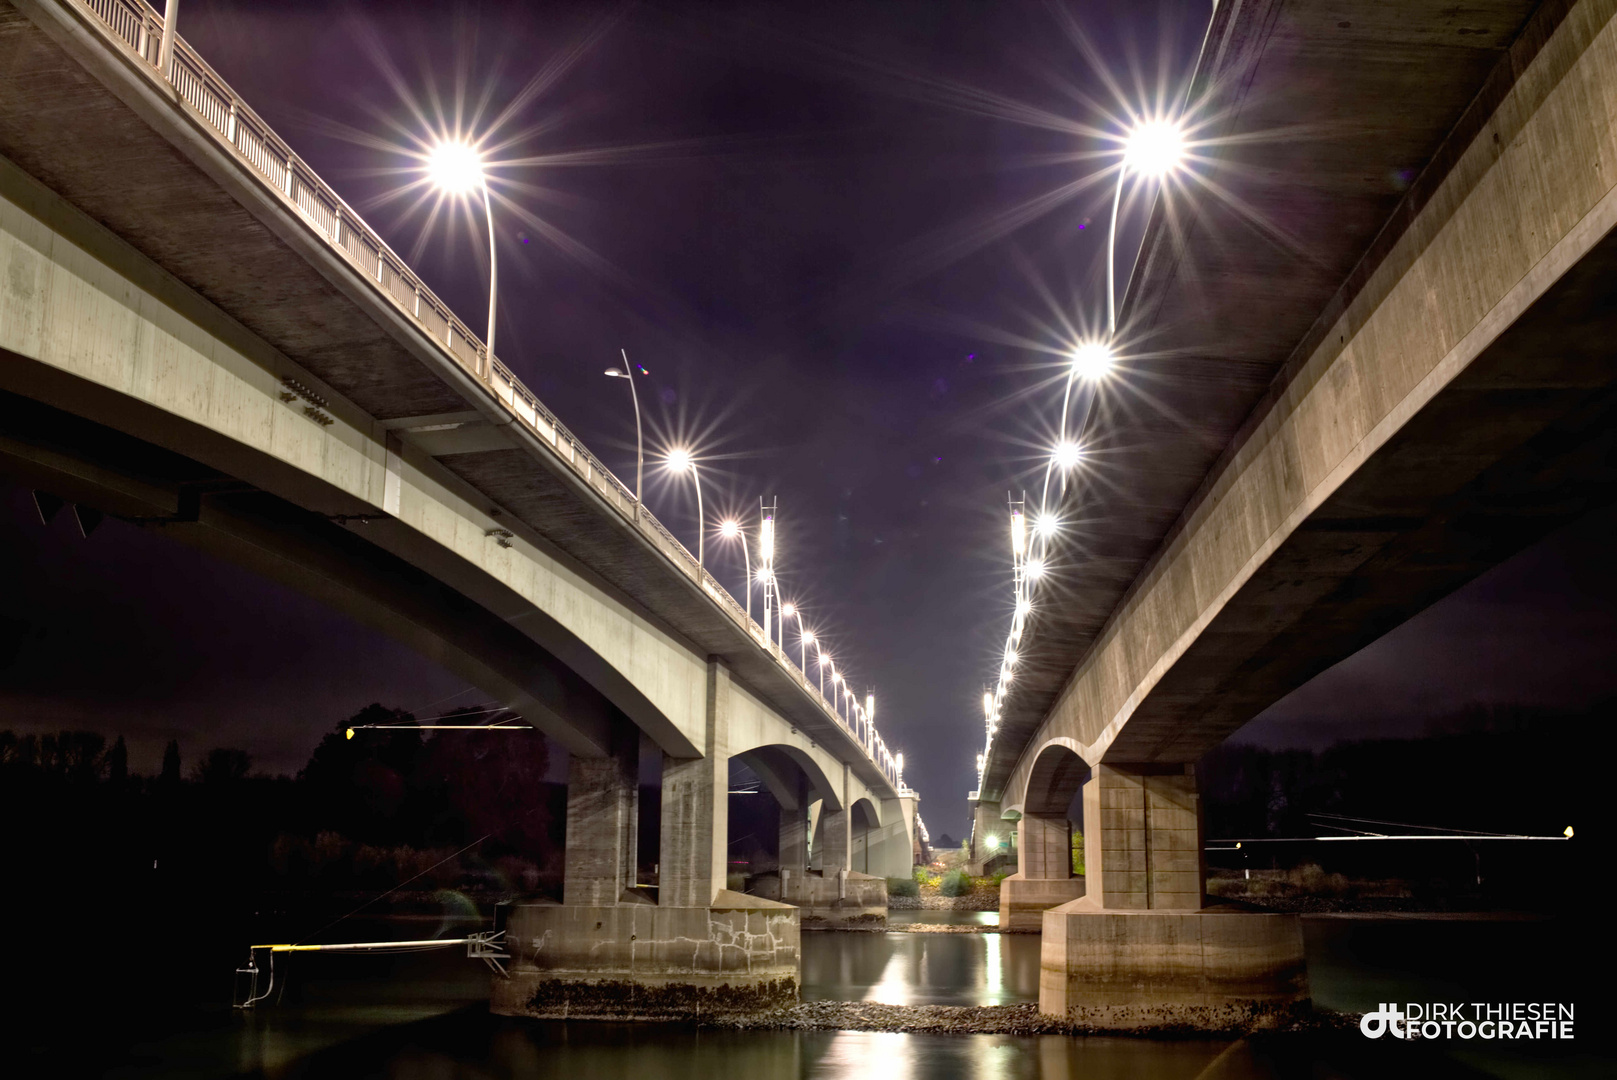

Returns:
1360,1003,1408,1039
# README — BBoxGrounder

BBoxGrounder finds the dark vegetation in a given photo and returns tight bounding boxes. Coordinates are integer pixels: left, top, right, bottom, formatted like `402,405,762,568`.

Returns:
1196,704,1607,911
0,704,566,905
0,704,563,1049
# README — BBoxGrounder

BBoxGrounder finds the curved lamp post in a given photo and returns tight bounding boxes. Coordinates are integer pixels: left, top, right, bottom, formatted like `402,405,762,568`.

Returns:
665,449,705,571
1108,119,1187,335
427,141,498,370
604,350,643,503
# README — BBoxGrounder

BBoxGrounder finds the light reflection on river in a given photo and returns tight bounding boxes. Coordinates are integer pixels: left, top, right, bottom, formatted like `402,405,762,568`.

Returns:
72,912,1601,1079
801,924,1038,1005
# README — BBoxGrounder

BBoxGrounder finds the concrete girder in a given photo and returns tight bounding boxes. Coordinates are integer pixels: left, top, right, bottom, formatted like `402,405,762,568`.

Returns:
0,0,902,799
997,0,1617,805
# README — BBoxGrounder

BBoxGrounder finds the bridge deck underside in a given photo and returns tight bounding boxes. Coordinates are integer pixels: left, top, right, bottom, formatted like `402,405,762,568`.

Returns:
1108,225,1617,764
984,0,1543,796
0,0,885,782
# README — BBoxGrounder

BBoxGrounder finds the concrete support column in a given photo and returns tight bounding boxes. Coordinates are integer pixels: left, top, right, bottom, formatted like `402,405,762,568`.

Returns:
778,772,808,897
1000,812,1085,931
1083,763,1203,910
866,796,918,878
658,658,730,907
498,660,799,1020
1039,763,1304,1025
562,721,639,906
1017,814,1071,879
967,798,1003,874
820,805,850,877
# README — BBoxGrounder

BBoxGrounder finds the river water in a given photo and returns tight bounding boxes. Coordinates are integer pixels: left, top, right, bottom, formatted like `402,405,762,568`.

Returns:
43,912,1601,1078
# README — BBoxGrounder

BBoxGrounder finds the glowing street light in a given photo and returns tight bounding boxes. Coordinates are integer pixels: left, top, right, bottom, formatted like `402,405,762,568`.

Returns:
426,140,498,368
799,628,814,681
1025,558,1046,579
719,518,750,620
1123,119,1188,178
604,350,643,503
1053,442,1084,471
664,449,705,571
1070,341,1114,381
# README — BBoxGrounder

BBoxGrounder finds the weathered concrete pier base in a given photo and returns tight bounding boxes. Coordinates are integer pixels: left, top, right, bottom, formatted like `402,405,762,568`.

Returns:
761,868,888,925
1036,764,1307,1026
999,873,1084,931
1039,900,1306,1029
998,811,1084,931
491,893,800,1019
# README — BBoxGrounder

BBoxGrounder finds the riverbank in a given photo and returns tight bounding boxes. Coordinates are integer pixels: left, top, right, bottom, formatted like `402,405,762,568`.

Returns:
887,876,1002,911
704,1000,1360,1038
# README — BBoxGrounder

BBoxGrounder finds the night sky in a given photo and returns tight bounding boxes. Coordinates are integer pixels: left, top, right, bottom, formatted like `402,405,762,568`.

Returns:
4,0,1615,838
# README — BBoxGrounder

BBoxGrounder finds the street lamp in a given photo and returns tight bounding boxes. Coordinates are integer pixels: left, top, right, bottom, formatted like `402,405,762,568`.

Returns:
1108,119,1187,335
603,350,643,503
426,140,498,368
781,601,796,655
664,449,705,571
1069,341,1114,381
1052,442,1083,471
760,506,777,647
799,628,813,677
719,519,750,620
817,651,829,696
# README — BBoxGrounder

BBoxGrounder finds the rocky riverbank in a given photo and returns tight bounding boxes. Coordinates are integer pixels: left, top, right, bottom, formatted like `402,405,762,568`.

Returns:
887,878,1002,911
703,1001,1361,1038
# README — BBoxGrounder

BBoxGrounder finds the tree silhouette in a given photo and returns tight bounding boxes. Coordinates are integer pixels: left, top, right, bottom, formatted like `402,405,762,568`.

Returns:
192,747,251,784
159,739,180,784
108,735,128,786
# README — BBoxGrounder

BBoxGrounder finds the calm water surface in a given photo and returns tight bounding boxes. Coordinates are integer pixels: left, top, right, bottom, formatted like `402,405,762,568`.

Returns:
34,913,1603,1079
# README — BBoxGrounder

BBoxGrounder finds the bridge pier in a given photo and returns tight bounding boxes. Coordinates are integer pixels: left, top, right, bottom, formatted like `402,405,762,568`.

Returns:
966,796,1005,874
493,661,800,1020
1039,764,1306,1029
774,778,888,924
999,812,1085,931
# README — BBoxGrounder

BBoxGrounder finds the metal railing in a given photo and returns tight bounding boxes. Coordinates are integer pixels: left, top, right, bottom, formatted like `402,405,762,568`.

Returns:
70,0,906,791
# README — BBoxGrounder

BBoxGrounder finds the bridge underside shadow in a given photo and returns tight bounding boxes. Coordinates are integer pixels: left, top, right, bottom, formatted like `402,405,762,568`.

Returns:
0,384,637,754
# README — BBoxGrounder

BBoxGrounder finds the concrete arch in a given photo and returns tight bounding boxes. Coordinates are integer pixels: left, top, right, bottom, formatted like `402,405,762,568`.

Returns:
1019,738,1090,818
733,744,840,813
849,795,882,829
0,372,691,760
0,63,903,807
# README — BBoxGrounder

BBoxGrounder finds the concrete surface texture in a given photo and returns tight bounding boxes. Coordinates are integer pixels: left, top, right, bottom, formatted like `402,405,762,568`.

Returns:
1039,905,1308,1030
491,892,801,1020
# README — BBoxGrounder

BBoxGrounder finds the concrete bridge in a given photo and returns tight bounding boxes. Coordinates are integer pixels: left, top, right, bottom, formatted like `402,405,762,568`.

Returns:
0,0,918,1015
972,0,1617,1026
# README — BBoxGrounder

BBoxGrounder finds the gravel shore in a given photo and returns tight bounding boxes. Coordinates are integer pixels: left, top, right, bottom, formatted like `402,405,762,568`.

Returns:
702,1001,1361,1038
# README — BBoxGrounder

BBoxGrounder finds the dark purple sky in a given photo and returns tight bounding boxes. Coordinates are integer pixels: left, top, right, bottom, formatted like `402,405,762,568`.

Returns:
4,0,1615,838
